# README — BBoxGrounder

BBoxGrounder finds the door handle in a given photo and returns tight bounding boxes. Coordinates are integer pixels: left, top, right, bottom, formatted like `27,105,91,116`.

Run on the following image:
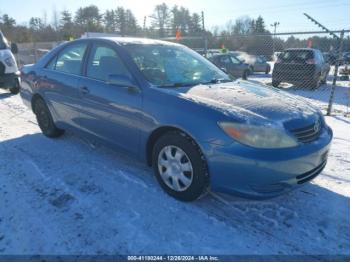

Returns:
80,86,90,95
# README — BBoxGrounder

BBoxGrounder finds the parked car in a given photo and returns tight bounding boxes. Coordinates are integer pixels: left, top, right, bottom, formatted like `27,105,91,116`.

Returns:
20,38,333,201
209,53,251,79
252,55,271,74
0,30,20,94
323,52,337,65
343,52,350,64
230,52,270,74
272,48,330,89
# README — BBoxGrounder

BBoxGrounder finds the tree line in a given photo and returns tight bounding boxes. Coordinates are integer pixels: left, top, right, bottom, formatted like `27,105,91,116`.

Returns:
0,3,204,42
0,3,349,56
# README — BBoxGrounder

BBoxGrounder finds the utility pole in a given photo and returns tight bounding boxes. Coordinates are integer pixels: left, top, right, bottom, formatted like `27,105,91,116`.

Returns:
270,22,280,55
143,16,147,37
201,11,208,57
303,13,344,116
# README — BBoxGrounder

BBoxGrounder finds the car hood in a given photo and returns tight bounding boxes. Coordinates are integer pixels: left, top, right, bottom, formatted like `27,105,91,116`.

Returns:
172,80,319,127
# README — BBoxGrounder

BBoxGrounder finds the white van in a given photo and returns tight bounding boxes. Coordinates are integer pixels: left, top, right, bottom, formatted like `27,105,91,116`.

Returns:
0,31,20,94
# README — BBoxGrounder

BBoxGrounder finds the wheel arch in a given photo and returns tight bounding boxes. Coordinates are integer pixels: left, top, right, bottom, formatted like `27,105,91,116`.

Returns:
145,126,207,168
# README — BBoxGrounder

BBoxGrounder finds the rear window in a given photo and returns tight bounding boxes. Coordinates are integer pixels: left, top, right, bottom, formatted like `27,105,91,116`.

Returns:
280,50,313,62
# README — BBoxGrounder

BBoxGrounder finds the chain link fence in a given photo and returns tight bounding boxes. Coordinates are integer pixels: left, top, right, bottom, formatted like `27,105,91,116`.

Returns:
14,31,350,116
168,30,350,116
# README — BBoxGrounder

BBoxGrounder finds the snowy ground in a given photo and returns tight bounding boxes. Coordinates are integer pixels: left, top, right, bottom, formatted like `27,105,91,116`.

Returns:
0,83,349,255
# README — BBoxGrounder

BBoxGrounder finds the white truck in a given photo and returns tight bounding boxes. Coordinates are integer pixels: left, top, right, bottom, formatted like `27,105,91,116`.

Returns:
0,31,20,94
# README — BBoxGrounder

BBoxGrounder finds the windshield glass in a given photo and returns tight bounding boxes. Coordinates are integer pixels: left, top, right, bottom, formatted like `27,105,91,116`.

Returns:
123,44,231,87
0,32,9,50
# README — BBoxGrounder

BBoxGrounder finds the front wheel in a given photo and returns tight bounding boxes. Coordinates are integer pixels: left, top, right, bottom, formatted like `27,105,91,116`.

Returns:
9,79,20,94
242,70,249,80
309,74,321,89
152,132,209,202
33,98,64,138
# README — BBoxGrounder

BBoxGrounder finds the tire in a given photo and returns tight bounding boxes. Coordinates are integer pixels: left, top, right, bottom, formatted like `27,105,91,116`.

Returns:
321,71,329,85
248,66,254,75
152,131,209,202
33,98,64,138
242,70,248,80
9,79,20,94
309,74,321,89
265,65,271,74
272,80,280,87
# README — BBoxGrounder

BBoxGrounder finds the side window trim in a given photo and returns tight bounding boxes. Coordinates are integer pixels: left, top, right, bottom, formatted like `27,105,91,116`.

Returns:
82,41,93,77
44,52,59,71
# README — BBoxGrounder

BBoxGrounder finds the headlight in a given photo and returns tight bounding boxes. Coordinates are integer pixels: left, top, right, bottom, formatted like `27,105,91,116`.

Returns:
4,57,15,67
218,122,298,149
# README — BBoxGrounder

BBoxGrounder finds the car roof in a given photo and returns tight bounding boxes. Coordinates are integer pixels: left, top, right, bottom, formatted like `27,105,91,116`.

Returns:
83,37,181,47
284,48,317,52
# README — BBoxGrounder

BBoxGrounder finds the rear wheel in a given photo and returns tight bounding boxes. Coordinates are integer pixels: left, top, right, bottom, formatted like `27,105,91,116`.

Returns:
9,79,20,94
309,74,321,89
265,65,271,74
152,132,209,202
320,71,329,85
33,98,64,138
272,80,280,87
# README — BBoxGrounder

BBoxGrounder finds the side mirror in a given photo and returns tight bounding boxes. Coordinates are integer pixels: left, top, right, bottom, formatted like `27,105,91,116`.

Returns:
11,43,18,54
107,74,139,92
220,67,228,73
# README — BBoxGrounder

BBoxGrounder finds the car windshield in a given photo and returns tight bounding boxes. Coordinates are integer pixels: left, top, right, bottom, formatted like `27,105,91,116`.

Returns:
123,44,231,87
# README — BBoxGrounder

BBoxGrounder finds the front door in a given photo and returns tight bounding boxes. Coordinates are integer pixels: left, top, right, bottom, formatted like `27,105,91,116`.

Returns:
77,42,142,154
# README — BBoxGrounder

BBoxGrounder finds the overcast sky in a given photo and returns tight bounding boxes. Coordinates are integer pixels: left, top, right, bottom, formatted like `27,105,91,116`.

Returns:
1,0,349,32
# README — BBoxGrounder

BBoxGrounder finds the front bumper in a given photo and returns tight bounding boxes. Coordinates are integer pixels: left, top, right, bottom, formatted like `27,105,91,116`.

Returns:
202,125,333,199
0,71,20,89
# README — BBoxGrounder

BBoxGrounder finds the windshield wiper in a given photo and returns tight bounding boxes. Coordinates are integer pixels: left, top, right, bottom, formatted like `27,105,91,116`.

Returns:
158,78,232,88
159,82,199,88
201,78,232,85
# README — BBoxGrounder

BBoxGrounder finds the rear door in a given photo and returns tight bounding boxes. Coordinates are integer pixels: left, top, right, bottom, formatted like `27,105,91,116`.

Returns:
40,41,88,128
77,41,142,154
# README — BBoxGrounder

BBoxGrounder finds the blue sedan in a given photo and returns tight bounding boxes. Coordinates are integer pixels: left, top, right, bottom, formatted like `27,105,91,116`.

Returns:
20,37,333,201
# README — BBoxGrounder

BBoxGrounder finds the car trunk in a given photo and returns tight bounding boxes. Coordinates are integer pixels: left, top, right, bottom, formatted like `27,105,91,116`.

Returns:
273,50,316,81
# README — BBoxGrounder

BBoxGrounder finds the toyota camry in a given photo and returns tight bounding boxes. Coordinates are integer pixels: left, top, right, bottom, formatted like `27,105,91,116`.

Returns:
20,37,333,201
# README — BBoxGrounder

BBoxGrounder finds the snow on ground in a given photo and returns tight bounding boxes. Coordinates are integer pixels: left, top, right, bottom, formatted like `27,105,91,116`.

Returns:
0,86,349,255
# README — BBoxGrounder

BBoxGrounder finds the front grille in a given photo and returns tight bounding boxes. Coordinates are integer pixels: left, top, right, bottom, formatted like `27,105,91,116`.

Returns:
289,121,322,143
0,62,5,75
296,160,327,184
